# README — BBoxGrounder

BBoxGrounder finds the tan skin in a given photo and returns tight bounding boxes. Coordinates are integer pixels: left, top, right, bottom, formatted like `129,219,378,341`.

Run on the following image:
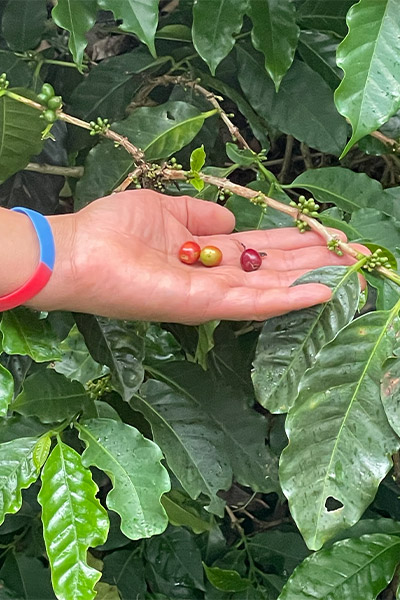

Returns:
23,190,366,324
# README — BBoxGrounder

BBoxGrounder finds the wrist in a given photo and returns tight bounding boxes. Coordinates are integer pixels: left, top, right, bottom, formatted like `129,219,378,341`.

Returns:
25,212,79,312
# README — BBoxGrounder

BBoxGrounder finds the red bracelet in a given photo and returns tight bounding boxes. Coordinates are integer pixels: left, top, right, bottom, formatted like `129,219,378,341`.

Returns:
0,208,55,312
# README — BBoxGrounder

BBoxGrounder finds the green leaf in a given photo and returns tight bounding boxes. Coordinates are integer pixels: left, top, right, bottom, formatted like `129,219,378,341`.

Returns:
190,145,206,173
0,415,49,443
280,309,400,550
189,175,205,192
135,362,278,515
53,324,108,386
0,365,13,418
94,583,119,600
32,434,51,470
226,143,257,167
161,490,212,534
288,167,399,218
2,0,47,51
253,266,360,413
278,534,400,600
13,370,90,424
75,102,214,207
102,549,146,600
97,0,159,57
248,531,310,576
38,440,109,600
192,0,247,75
226,181,293,230
0,52,35,88
204,565,251,593
195,320,220,370
248,0,299,91
0,91,44,184
156,24,192,42
51,0,97,69
145,527,205,593
0,437,39,526
77,418,170,540
382,358,400,437
0,553,55,599
335,0,400,157
74,315,145,402
237,46,347,155
349,209,400,260
0,308,62,362
69,49,168,123
296,0,355,37
297,31,341,90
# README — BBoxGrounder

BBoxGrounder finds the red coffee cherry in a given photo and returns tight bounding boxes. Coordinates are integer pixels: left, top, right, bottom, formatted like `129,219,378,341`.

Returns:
178,241,201,264
199,245,223,267
240,248,263,271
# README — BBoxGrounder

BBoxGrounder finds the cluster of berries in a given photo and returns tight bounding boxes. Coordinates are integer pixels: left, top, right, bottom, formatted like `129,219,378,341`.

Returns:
89,117,110,136
363,249,392,272
37,83,62,123
178,241,267,271
0,73,9,90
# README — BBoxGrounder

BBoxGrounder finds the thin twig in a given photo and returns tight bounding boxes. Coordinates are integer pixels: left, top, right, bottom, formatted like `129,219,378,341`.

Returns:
300,142,314,169
25,163,84,177
279,135,294,182
371,130,398,148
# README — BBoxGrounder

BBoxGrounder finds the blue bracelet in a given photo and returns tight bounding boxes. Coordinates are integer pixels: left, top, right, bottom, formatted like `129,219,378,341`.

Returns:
0,207,55,311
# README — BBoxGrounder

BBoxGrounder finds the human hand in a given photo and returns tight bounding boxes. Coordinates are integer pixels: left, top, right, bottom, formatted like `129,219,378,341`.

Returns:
34,190,365,324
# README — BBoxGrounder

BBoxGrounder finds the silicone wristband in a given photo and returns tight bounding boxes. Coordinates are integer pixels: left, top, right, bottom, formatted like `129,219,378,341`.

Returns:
0,207,55,311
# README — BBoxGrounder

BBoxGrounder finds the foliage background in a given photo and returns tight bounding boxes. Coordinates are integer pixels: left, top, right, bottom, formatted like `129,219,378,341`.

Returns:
1,0,400,599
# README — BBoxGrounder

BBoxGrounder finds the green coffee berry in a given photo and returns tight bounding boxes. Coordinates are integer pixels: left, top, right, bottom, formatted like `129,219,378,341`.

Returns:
40,83,55,100
42,109,57,123
47,95,63,110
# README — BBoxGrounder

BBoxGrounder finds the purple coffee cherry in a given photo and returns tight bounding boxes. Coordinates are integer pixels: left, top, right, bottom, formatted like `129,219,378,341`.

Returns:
240,248,263,272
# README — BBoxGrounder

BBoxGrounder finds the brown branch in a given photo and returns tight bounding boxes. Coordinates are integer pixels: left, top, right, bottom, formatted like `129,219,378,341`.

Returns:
279,135,294,182
25,163,84,177
371,130,398,148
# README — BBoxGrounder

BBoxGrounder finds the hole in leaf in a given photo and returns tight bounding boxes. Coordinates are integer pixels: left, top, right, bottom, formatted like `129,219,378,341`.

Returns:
325,496,343,512
166,111,175,120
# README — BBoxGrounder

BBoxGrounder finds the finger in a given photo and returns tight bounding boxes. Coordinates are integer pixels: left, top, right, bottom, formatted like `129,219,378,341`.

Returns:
198,283,332,322
163,195,236,235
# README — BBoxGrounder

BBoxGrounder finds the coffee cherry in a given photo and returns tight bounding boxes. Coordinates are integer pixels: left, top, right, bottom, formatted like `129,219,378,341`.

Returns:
199,245,223,267
40,83,55,100
178,241,201,264
42,109,57,123
47,95,63,110
37,93,49,105
240,248,263,272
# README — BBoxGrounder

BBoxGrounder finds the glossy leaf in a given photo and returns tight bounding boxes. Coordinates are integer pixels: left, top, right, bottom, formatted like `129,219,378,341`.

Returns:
195,320,220,370
278,534,400,600
226,143,257,167
204,565,251,592
0,52,34,88
53,324,108,386
32,434,51,471
0,308,62,362
0,364,13,417
52,0,97,69
297,31,341,90
75,102,214,207
0,91,43,184
280,310,400,550
74,315,145,401
253,266,360,413
38,441,109,600
248,0,299,91
135,361,278,515
97,0,159,57
78,418,170,540
289,167,398,217
1,0,47,51
69,49,167,123
190,145,206,173
381,358,400,437
13,370,90,424
192,0,247,75
335,0,400,157
296,0,355,37
237,46,347,155
0,437,39,526
0,415,49,444
349,209,400,260
248,531,310,576
161,490,212,534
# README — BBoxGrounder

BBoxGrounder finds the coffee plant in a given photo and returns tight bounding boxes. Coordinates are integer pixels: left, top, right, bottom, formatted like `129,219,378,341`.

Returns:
1,0,400,598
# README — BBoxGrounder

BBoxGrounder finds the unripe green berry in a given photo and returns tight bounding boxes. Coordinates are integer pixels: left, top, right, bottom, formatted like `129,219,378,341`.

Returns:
42,109,57,123
37,93,48,105
40,83,55,100
47,95,63,110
